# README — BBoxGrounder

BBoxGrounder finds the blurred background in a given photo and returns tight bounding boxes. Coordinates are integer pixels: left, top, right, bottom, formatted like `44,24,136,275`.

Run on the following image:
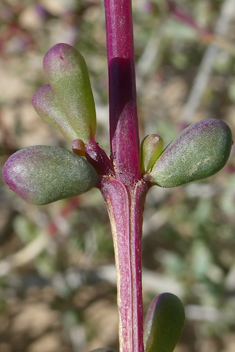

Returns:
1,0,235,351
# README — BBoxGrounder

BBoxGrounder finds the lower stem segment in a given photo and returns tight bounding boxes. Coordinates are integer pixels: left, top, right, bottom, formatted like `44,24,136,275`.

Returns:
101,177,148,352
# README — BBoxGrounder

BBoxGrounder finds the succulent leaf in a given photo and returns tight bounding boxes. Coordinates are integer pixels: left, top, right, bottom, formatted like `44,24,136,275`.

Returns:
149,119,232,187
3,146,98,205
43,43,96,142
32,84,79,142
140,134,164,173
144,292,185,352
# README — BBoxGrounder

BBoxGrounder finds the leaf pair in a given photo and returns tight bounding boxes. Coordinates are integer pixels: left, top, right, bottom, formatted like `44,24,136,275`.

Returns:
2,43,233,206
141,119,233,187
3,44,99,205
33,43,96,143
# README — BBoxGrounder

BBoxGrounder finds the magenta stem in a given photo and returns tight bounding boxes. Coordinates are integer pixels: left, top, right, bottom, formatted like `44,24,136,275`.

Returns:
104,0,140,184
102,1,147,351
101,178,148,352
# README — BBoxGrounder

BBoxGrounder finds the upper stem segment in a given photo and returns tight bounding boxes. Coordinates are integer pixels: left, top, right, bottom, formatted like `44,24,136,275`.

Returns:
104,0,140,184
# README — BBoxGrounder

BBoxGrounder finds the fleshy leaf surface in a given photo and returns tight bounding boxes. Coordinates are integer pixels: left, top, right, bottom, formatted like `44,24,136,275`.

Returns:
140,134,163,173
32,84,79,142
43,43,96,142
3,145,98,205
149,119,232,187
144,292,185,352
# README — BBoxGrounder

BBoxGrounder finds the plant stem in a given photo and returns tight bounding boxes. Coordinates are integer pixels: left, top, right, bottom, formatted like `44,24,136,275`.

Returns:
101,178,148,352
104,0,140,184
101,2,148,351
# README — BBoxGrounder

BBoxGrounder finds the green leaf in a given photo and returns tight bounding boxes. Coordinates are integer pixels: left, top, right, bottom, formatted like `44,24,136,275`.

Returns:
32,84,80,142
149,119,232,187
140,134,164,173
144,292,185,352
3,145,98,205
43,43,96,142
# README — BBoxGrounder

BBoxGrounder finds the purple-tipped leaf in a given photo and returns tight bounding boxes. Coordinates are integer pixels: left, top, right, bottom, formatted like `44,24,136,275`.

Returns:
32,84,79,142
43,43,96,142
3,146,98,205
144,292,185,352
149,119,232,187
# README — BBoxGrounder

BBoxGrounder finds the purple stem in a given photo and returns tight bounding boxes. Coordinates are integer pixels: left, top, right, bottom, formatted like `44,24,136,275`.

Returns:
100,1,148,352
101,178,148,352
104,0,140,185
